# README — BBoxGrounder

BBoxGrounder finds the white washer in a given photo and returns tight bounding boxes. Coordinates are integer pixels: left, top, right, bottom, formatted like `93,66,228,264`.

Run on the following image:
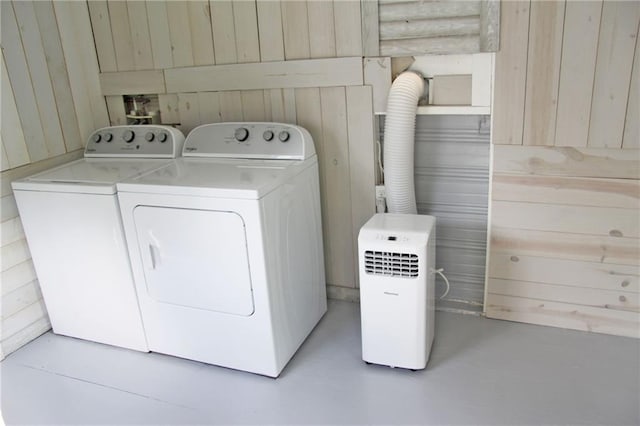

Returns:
12,125,184,351
117,122,327,377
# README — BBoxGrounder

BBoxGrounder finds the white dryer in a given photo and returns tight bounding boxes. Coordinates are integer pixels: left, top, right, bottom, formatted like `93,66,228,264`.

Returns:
117,122,327,377
12,125,184,351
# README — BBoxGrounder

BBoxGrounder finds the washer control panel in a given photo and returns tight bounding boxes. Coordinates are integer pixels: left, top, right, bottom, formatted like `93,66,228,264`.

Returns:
84,125,185,158
183,122,315,160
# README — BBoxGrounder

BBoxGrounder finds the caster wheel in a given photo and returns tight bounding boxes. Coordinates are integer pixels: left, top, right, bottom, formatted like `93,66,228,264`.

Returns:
365,361,372,365
410,369,417,372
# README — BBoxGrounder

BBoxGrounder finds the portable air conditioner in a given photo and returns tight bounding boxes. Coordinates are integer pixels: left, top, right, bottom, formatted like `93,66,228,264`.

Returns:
358,213,436,370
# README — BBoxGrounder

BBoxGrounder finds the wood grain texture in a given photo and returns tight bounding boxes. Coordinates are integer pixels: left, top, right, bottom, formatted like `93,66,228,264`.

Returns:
364,57,391,114
105,96,127,126
523,0,565,147
87,1,117,72
219,91,244,122
158,94,180,125
1,239,31,272
281,0,310,60
1,142,10,173
361,0,380,57
1,260,37,297
334,0,362,57
555,1,602,148
307,1,336,59
1,56,30,169
480,0,500,52
188,1,215,66
380,17,479,41
146,0,173,69
588,1,640,148
197,92,222,124
0,315,50,359
379,1,481,22
210,0,237,65
2,281,43,320
99,70,165,95
240,90,266,122
256,0,284,62
233,0,260,63
380,36,480,56
107,1,135,71
166,1,194,67
1,216,25,247
126,0,154,70
491,0,529,145
177,93,200,135
623,25,640,149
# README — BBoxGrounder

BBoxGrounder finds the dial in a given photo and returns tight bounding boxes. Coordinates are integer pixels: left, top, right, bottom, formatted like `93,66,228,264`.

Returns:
92,134,101,143
263,130,274,141
145,132,155,142
234,127,249,142
158,132,168,143
104,133,113,142
278,131,290,142
123,130,135,143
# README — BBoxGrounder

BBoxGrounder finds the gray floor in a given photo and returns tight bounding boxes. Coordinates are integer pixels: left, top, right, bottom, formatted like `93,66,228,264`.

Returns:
1,300,639,425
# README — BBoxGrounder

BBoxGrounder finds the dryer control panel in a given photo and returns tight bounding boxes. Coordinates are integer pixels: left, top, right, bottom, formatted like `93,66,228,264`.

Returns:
183,122,316,160
84,125,185,158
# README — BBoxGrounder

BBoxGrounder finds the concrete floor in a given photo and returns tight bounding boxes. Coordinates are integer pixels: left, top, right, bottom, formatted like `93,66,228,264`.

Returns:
1,300,639,425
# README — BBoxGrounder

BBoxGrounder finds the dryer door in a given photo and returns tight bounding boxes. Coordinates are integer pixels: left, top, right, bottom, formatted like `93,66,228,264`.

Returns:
133,206,255,316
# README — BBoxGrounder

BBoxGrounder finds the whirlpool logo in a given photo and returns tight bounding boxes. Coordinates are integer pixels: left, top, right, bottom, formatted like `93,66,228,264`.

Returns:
185,147,198,152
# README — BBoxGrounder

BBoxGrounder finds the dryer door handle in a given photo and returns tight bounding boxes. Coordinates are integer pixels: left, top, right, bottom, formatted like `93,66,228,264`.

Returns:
149,244,160,269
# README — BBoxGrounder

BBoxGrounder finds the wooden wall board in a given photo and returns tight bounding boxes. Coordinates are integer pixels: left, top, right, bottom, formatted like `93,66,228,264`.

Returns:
219,91,244,122
99,70,165,96
158,94,180,125
126,0,154,71
1,299,48,342
1,315,50,360
177,93,200,135
491,200,639,239
281,0,310,60
491,0,529,145
1,56,30,169
471,53,492,107
232,0,260,64
1,216,24,247
1,195,19,223
379,1,481,22
522,0,565,147
623,27,639,149
489,254,639,294
240,90,266,122
479,0,500,52
105,96,127,126
361,0,380,57
256,0,284,62
1,260,37,297
188,1,215,66
1,142,10,173
307,1,336,59
492,146,640,179
86,1,117,72
33,1,83,152
197,92,222,124
106,1,135,71
491,174,640,210
364,57,391,114
555,1,602,148
166,1,194,68
146,0,173,70
164,57,363,93
210,0,237,65
380,36,480,56
588,1,640,148
485,294,640,338
262,90,273,121
380,17,480,41
2,281,43,320
334,0,362,57
1,239,31,273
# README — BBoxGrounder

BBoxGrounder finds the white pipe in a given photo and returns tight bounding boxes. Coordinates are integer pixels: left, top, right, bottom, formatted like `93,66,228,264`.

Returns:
383,71,424,214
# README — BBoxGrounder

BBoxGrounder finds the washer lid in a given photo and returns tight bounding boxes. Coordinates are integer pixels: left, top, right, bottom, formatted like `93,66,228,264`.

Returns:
117,157,316,199
12,158,170,194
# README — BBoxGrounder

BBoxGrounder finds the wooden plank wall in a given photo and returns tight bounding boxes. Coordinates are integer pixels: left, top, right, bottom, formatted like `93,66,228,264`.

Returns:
488,0,640,338
0,1,107,358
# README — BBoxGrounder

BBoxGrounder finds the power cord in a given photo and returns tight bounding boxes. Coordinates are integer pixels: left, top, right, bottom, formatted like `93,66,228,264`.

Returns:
430,267,451,300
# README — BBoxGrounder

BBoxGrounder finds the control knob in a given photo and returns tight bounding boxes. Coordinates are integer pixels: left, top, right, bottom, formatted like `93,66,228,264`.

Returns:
234,127,249,142
92,134,101,143
278,131,290,142
263,130,274,141
123,130,135,143
145,132,155,142
158,132,168,143
104,133,113,142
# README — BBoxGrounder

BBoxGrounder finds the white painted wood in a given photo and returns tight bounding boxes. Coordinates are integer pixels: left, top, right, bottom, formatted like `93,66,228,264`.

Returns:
0,315,50,358
1,239,31,273
346,86,376,288
99,70,165,95
126,0,154,71
320,87,355,288
1,56,30,168
219,91,244,122
431,75,472,106
307,1,336,59
263,90,273,121
492,145,640,179
158,94,180,125
87,1,117,72
210,0,237,65
146,0,173,70
491,174,640,210
489,254,639,294
361,0,380,57
13,1,66,158
233,0,260,63
1,260,37,297
589,1,640,148
166,1,194,67
1,141,10,172
379,1,481,22
177,93,201,135
33,1,83,152
256,0,284,62
409,54,473,77
415,106,490,115
491,0,529,145
471,53,492,107
105,96,127,126
485,294,639,338
380,17,480,41
1,299,48,341
334,0,362,57
197,92,222,124
1,216,24,247
2,281,43,320
281,0,310,60
555,1,602,148
479,0,500,52
283,89,297,124
240,90,266,122
381,36,480,56
1,195,18,224
623,25,640,149
268,89,286,123
1,2,48,162
364,57,391,114
164,57,364,93
188,1,215,66
107,1,135,71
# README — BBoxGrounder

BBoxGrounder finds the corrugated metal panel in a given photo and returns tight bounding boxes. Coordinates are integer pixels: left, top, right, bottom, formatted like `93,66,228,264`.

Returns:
380,115,490,313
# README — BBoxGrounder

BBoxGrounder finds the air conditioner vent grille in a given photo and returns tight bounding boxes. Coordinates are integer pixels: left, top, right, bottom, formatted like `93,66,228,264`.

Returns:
364,250,419,278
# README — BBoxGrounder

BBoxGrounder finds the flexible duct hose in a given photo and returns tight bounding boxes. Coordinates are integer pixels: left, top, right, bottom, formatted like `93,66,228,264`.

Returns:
383,71,425,214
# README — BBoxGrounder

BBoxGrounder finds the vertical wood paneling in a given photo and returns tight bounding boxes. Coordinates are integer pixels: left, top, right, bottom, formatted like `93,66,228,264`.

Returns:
256,0,284,62
105,96,127,126
87,1,117,72
283,89,297,124
268,89,286,123
146,0,173,70
198,92,222,124
1,2,49,162
346,86,375,287
126,0,154,71
219,91,244,122
491,1,530,145
33,1,83,152
522,0,565,147
210,0,237,65
241,90,266,121
333,0,363,57
233,0,260,63
1,142,10,173
307,1,336,59
177,93,201,135
320,87,355,288
588,1,640,148
361,0,380,57
167,1,194,67
281,1,310,60
107,1,135,71
187,1,215,66
263,90,273,121
158,94,180,124
0,57,29,169
623,28,639,149
555,1,602,148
